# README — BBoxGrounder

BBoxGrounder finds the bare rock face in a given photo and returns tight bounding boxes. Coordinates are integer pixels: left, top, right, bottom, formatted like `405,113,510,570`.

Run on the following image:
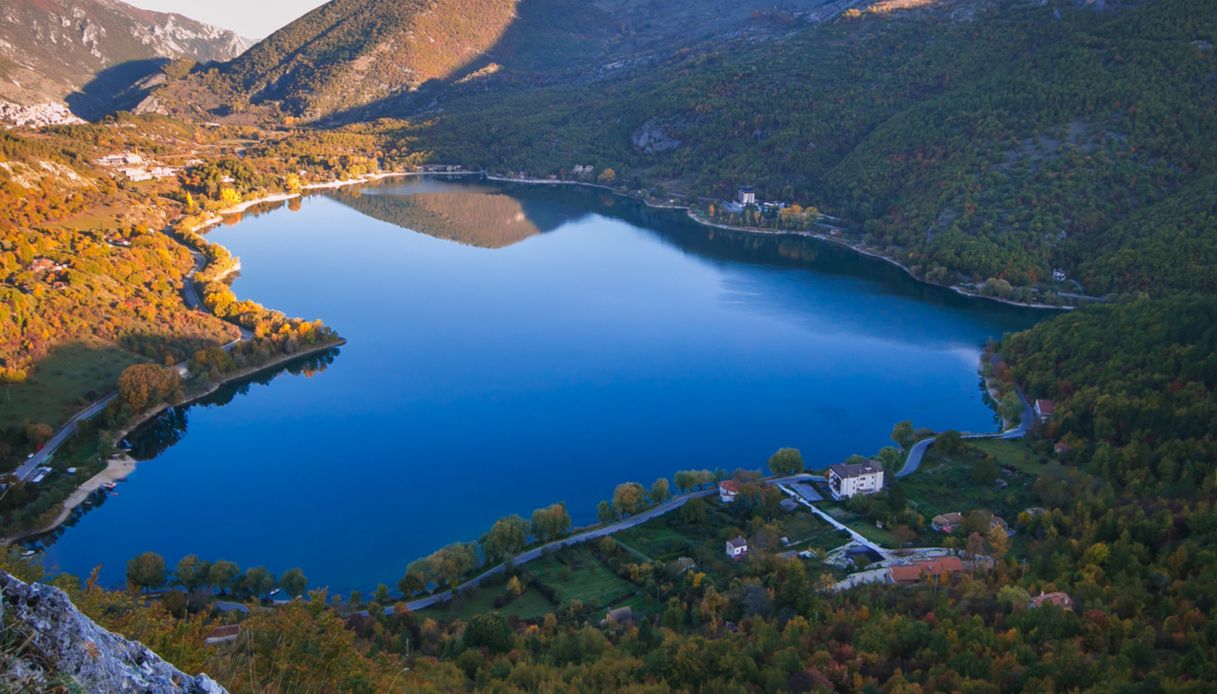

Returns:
0,572,227,693
631,119,683,154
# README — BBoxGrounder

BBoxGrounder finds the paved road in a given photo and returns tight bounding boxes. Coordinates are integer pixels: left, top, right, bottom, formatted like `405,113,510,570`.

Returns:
894,364,1034,480
777,483,889,559
9,238,253,484
12,395,117,482
392,474,818,613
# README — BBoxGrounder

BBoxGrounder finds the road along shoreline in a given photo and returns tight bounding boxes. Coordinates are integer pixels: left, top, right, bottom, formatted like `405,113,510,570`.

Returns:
2,339,346,546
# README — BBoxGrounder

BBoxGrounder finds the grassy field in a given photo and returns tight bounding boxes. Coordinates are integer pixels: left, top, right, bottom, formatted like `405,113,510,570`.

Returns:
899,446,1040,521
420,587,555,622
527,546,636,609
966,438,1051,476
821,505,902,546
0,340,147,433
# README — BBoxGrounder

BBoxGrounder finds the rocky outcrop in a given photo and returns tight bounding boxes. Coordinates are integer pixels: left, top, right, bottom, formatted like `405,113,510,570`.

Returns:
631,119,683,154
0,101,86,128
0,0,249,121
0,572,227,693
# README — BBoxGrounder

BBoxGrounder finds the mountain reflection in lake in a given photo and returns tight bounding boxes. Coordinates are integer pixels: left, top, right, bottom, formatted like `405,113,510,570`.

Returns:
42,178,1046,593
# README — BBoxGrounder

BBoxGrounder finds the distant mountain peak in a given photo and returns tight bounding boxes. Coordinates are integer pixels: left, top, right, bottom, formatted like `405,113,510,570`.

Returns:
0,0,249,122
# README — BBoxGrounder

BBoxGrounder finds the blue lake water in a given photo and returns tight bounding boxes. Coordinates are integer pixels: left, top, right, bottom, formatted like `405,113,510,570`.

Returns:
41,178,1044,593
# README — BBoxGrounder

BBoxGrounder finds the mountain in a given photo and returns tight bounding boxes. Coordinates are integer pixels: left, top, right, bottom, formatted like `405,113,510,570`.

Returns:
152,0,847,122
0,0,250,121
406,0,1217,300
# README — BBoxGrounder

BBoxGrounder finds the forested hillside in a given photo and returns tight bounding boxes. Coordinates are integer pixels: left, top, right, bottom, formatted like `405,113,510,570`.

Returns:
401,0,1217,300
1001,296,1217,496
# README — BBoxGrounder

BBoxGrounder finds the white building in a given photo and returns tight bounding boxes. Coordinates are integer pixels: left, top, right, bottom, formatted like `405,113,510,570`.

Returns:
737,185,756,206
827,460,885,500
725,536,748,560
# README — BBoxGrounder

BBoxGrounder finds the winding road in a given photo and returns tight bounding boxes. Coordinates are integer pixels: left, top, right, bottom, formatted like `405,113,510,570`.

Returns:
8,237,249,484
895,369,1035,479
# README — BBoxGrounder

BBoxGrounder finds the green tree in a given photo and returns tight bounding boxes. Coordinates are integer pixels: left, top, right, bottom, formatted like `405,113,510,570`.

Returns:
175,554,210,591
937,430,964,455
530,503,572,542
482,514,529,564
280,567,308,598
596,500,615,524
768,448,805,476
892,420,916,449
125,551,165,592
207,560,240,594
972,455,1000,486
242,566,277,598
464,612,514,653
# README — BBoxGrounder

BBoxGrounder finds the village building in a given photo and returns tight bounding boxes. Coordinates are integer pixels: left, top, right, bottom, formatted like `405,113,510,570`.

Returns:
827,460,885,500
204,625,241,646
718,479,740,503
674,557,696,574
725,536,749,561
737,185,756,206
932,512,964,533
1052,268,1068,282
888,557,965,585
1054,441,1073,457
604,606,635,626
1029,591,1074,609
1036,396,1056,418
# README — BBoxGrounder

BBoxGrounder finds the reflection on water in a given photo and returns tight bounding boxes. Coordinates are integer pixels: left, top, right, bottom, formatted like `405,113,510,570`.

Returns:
328,181,546,249
131,348,341,461
44,178,1047,593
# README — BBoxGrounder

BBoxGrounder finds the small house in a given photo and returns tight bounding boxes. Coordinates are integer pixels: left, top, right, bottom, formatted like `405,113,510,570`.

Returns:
718,480,740,503
827,460,885,500
737,185,756,206
204,624,241,646
1029,591,1074,609
1034,399,1055,422
1054,441,1073,457
674,557,696,573
888,557,965,585
1052,268,1067,282
604,606,634,626
931,512,964,533
726,536,748,561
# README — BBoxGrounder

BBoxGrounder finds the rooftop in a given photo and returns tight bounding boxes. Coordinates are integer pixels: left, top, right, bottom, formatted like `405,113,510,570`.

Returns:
889,557,965,583
828,460,884,478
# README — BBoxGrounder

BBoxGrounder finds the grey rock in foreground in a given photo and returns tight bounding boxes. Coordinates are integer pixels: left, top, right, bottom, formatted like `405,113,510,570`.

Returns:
1,571,227,693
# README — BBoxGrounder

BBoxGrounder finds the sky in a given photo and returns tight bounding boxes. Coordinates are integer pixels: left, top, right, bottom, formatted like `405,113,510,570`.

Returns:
128,0,328,39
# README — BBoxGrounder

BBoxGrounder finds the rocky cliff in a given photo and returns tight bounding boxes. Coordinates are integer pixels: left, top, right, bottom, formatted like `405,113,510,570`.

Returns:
0,572,227,693
0,0,249,121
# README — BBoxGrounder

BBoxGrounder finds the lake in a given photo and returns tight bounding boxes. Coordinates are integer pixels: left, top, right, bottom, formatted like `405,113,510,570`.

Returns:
40,178,1044,593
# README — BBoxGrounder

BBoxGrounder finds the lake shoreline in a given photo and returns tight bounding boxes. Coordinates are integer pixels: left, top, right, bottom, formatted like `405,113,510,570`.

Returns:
484,174,1073,311
2,339,345,546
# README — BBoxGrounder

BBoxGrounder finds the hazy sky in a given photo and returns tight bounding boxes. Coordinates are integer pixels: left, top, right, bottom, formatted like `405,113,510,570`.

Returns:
129,0,328,39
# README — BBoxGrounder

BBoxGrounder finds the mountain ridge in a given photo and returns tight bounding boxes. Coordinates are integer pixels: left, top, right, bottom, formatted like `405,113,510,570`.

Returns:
0,0,250,121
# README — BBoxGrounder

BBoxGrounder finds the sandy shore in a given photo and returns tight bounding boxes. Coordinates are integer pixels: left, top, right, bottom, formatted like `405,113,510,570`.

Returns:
2,455,138,544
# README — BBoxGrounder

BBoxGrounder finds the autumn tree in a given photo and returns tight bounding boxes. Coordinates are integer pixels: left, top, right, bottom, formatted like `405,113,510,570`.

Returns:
650,477,671,503
126,551,166,592
530,503,572,542
612,482,647,517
